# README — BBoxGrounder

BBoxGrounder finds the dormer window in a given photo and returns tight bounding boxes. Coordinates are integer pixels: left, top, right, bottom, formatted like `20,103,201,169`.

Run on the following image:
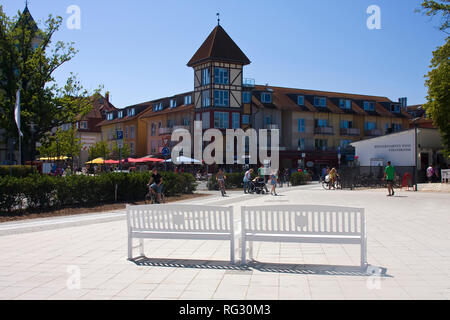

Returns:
391,104,401,113
170,99,177,108
107,113,114,121
153,103,163,112
314,97,327,107
118,111,123,119
184,95,192,105
243,92,252,104
127,108,135,117
339,99,352,110
261,93,272,104
363,101,375,112
297,96,304,106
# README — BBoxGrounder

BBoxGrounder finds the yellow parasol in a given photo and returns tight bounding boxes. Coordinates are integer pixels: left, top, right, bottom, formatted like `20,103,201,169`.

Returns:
86,158,105,164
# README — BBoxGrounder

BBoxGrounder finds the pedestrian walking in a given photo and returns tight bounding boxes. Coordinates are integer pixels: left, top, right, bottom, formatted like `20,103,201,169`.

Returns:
270,171,278,196
243,168,253,194
384,161,396,197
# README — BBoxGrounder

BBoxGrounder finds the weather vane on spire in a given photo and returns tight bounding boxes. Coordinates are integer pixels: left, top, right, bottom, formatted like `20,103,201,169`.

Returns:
217,12,220,26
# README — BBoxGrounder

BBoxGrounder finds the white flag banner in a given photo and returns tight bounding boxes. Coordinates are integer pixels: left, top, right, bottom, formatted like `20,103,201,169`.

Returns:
14,88,23,137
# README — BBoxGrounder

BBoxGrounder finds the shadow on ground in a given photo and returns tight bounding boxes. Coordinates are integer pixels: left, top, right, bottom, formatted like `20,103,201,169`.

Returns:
131,256,390,277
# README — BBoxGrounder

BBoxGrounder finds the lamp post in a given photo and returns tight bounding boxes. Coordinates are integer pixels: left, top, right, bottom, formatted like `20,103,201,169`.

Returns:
412,118,420,192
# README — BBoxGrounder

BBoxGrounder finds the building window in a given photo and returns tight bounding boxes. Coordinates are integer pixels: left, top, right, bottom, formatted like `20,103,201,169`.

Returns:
314,97,327,107
297,96,304,106
153,103,163,111
340,120,353,129
130,126,135,139
243,92,251,104
184,95,192,105
151,123,156,136
340,140,352,148
167,120,174,128
202,112,210,129
183,118,190,126
232,113,240,129
125,126,129,139
214,90,229,107
80,121,88,130
393,123,402,132
242,115,250,125
170,99,177,108
315,139,328,151
202,90,211,107
118,111,123,118
339,99,352,109
316,119,328,127
264,116,272,126
151,141,157,154
298,119,305,133
363,101,375,112
298,138,305,151
391,104,401,113
127,108,135,117
364,122,376,131
202,68,211,86
107,113,114,121
214,67,229,85
261,93,272,104
214,112,229,129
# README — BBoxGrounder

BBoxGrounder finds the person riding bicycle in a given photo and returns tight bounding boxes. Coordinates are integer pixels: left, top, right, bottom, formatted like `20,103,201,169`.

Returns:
329,168,338,190
147,167,164,203
216,168,227,197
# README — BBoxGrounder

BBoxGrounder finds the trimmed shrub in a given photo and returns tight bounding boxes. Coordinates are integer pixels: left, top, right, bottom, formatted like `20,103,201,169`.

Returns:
0,171,197,214
290,172,311,186
0,166,37,178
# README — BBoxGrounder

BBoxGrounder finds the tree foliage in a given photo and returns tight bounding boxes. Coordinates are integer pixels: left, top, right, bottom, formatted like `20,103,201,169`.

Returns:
37,127,81,159
88,141,110,161
420,1,450,154
0,6,99,161
110,141,131,160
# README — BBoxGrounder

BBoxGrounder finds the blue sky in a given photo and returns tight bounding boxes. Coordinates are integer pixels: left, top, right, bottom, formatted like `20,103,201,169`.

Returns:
2,0,447,108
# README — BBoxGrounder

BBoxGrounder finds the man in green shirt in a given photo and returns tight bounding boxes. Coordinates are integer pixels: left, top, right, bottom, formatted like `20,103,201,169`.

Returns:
384,161,396,197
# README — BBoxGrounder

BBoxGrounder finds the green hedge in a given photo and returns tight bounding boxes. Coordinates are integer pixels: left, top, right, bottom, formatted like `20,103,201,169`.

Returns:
0,166,37,178
0,172,197,214
290,172,311,186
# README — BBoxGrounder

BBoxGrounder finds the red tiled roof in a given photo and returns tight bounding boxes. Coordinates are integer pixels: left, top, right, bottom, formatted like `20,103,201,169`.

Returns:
187,25,251,67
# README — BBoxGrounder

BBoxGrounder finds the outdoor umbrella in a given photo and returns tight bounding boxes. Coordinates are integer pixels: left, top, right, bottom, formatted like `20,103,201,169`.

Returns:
86,158,105,164
164,156,202,164
104,160,119,164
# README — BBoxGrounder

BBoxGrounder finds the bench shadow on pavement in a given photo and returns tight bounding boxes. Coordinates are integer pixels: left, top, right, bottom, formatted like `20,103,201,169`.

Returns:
131,256,390,277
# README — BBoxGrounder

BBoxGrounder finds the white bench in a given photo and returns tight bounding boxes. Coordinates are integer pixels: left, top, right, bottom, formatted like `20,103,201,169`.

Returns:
241,205,367,269
127,204,235,264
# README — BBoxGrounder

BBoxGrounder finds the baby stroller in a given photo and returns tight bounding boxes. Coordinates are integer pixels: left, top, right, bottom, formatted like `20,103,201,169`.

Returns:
249,178,267,194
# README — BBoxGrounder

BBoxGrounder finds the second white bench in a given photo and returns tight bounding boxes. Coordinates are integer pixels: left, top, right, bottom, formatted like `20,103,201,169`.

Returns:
241,205,367,269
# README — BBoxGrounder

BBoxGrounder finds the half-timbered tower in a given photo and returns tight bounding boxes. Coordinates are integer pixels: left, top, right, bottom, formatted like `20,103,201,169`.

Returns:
187,24,251,131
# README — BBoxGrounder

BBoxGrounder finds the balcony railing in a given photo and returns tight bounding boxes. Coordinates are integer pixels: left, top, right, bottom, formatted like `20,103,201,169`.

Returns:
340,128,361,136
365,129,383,137
315,127,334,135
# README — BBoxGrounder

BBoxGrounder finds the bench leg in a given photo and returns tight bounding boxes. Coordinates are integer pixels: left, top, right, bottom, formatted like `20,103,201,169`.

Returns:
128,235,133,260
139,239,145,257
241,234,246,265
249,241,254,261
361,240,367,270
230,237,235,265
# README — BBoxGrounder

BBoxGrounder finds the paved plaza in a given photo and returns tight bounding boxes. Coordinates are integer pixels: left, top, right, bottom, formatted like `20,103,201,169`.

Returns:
0,184,449,300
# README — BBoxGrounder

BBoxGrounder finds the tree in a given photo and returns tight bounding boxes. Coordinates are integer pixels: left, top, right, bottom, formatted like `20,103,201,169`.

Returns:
420,1,450,155
110,141,131,160
37,127,82,159
88,141,110,161
0,6,98,162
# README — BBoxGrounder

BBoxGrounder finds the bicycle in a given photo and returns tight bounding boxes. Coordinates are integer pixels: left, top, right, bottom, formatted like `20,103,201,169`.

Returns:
145,186,166,204
217,179,226,197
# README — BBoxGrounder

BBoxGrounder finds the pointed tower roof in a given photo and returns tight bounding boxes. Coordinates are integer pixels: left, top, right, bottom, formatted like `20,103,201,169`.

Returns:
187,25,251,67
16,5,39,33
